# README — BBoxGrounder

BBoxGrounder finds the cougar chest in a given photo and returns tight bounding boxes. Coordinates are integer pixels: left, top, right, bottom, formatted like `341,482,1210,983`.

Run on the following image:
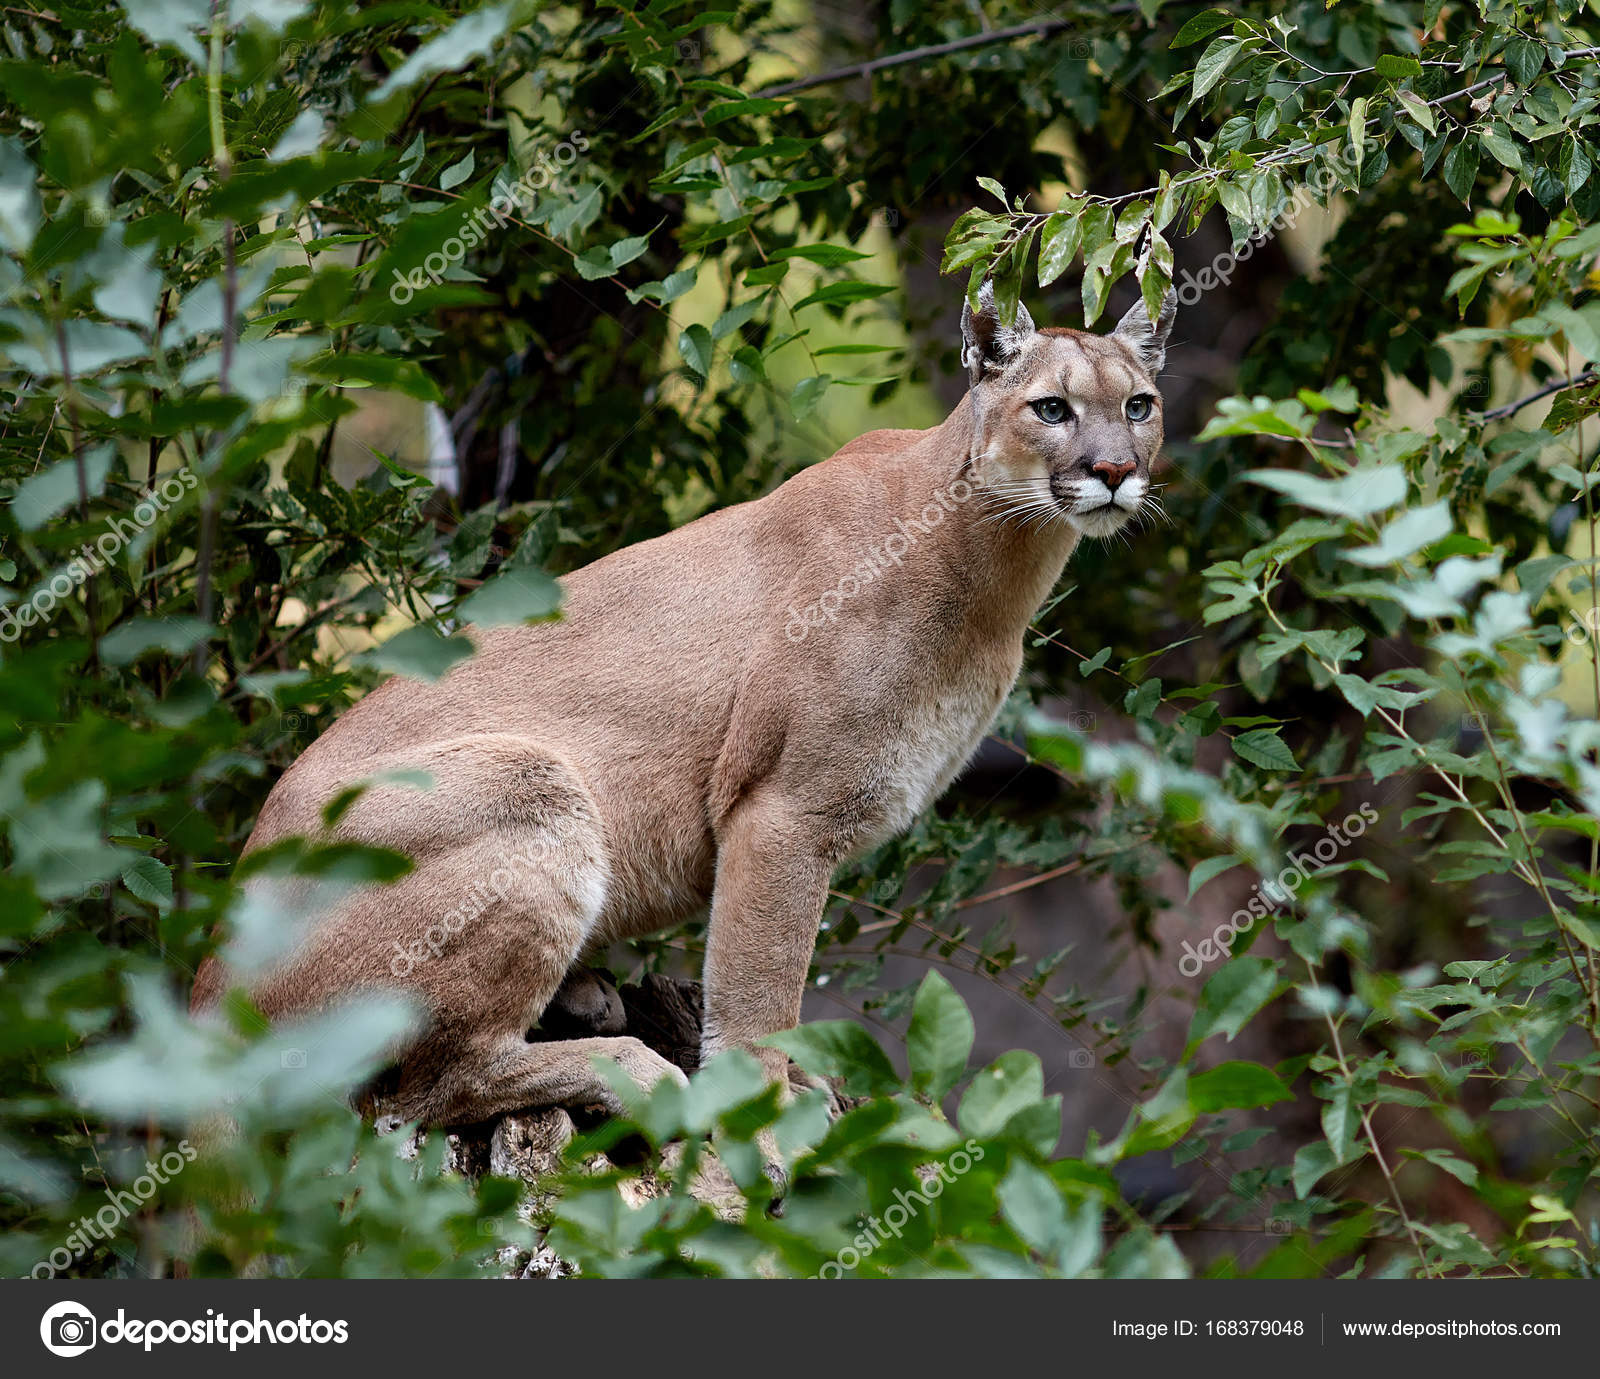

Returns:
863,660,1015,845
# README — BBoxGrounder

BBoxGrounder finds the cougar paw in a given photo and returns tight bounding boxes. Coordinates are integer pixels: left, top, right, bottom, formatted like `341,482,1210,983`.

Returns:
786,1061,844,1118
762,1157,788,1218
588,1041,689,1117
619,1043,689,1091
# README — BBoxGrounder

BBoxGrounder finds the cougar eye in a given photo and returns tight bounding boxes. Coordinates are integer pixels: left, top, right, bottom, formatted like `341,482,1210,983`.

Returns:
1030,397,1071,425
1125,394,1155,423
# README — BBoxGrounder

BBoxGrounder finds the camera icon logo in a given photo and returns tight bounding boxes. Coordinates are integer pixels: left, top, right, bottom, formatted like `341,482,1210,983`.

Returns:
40,1301,97,1357
280,1048,307,1069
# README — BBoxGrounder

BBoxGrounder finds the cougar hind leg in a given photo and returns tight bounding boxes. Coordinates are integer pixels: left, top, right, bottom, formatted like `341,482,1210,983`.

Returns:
388,1029,686,1125
249,735,681,1119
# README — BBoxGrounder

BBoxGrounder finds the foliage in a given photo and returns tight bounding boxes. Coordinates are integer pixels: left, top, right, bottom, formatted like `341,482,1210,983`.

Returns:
2,0,1599,1279
548,974,1187,1278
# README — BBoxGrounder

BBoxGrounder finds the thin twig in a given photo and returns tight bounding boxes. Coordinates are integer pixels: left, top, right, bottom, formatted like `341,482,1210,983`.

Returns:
53,314,98,661
192,2,234,676
754,15,1133,98
1472,370,1597,424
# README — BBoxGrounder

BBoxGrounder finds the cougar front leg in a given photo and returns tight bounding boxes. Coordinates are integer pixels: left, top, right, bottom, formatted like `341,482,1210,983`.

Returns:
701,793,834,1089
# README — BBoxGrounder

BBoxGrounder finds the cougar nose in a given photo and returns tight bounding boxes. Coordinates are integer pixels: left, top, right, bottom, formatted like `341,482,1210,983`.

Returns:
1088,457,1137,491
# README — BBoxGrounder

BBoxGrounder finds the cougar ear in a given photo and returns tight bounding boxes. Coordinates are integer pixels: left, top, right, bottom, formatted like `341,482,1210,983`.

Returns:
960,279,1036,385
1110,288,1177,376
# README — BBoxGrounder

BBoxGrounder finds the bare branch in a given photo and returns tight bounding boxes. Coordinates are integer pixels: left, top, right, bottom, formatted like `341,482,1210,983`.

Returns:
1475,370,1597,424
754,15,1130,99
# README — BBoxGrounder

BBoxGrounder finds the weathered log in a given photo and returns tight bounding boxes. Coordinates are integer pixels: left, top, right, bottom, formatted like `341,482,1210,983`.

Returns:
387,970,738,1276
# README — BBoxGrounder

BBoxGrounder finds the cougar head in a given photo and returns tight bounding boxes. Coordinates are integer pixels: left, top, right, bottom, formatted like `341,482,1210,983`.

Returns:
960,278,1176,539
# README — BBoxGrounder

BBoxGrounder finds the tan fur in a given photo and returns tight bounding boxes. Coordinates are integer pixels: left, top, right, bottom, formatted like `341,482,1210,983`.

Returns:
191,284,1176,1122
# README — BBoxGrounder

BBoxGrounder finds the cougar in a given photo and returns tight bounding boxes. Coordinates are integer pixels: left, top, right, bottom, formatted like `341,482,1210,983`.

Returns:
191,281,1177,1125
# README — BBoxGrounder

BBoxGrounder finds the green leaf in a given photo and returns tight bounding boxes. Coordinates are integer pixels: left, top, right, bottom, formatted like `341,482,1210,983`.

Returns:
1320,1078,1360,1163
997,1160,1071,1259
118,0,208,64
1292,1139,1341,1199
457,569,563,627
577,232,652,281
1188,1061,1292,1112
1231,728,1298,772
1333,673,1395,717
300,353,444,402
1119,1068,1195,1157
1191,36,1241,102
728,345,765,385
439,150,475,190
1037,204,1083,287
1340,501,1452,566
1244,464,1407,518
61,977,419,1123
770,243,873,266
790,280,894,312
11,448,112,529
575,246,615,280
8,320,148,378
905,972,975,1103
362,624,475,682
1187,854,1242,899
1561,913,1600,950
763,1020,898,1097
1407,1147,1479,1187
100,617,213,666
1375,54,1423,81
1078,645,1112,676
122,855,175,909
628,267,697,305
1443,136,1480,204
1189,956,1279,1045
372,2,517,101
678,323,713,378
1170,8,1233,48
1396,89,1436,135
976,175,1008,206
606,232,652,271
1479,125,1522,172
1561,138,1592,197
959,1049,1046,1138
702,97,783,125
791,373,830,419
1348,97,1367,177
1503,37,1545,88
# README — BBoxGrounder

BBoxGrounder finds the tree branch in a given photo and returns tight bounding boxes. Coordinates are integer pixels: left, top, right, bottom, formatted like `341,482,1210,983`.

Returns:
754,15,1128,98
1428,47,1600,108
1475,370,1597,424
